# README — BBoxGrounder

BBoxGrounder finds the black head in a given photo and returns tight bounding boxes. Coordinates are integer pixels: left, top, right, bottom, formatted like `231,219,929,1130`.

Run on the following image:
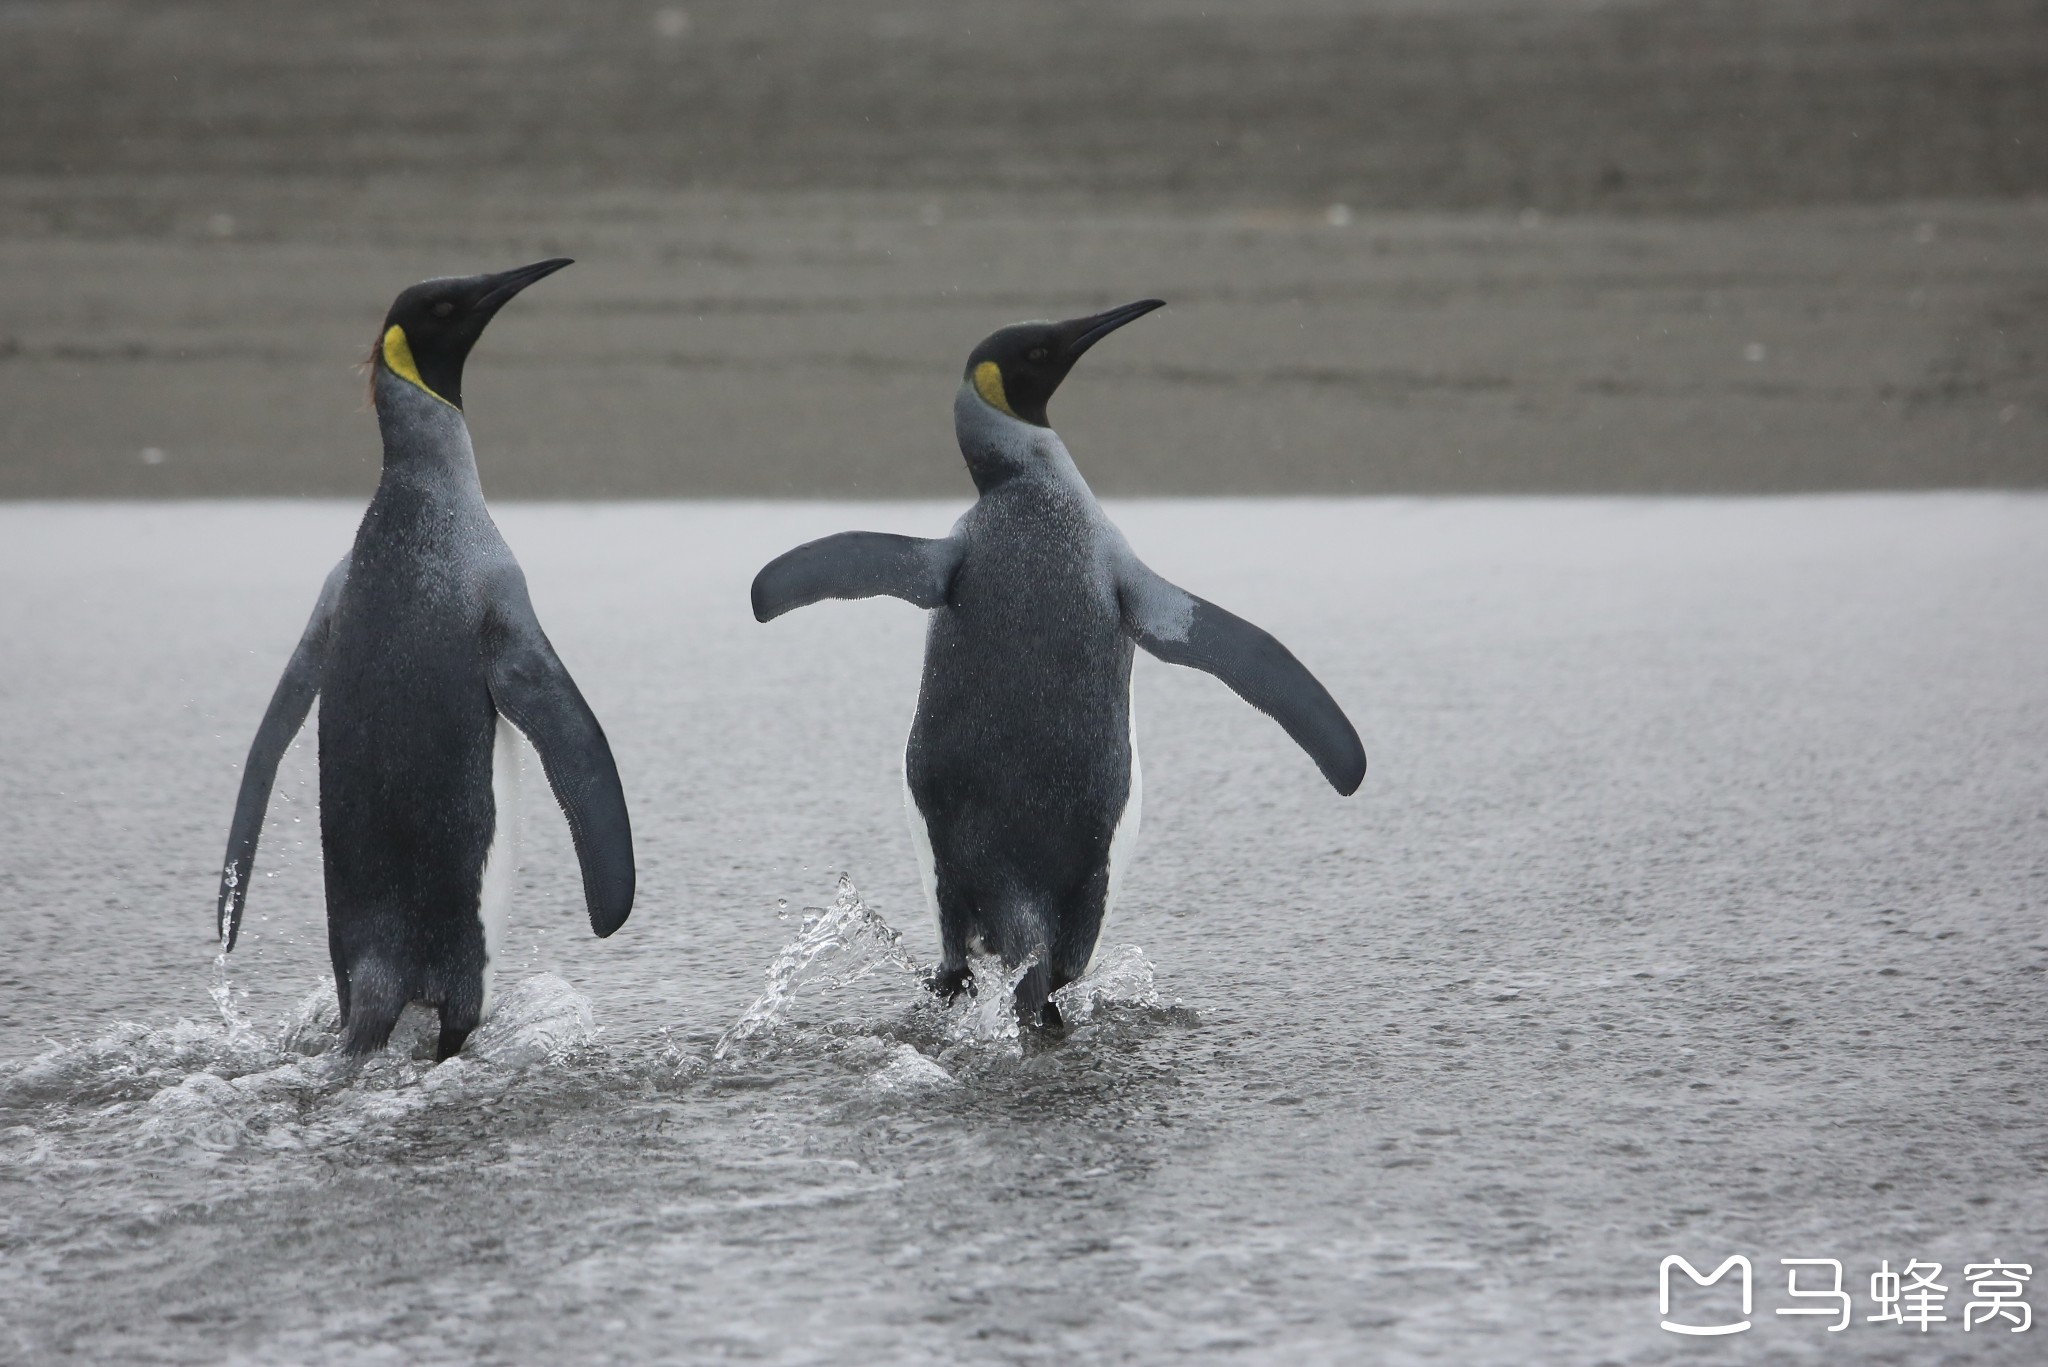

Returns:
962,299,1164,427
375,258,572,409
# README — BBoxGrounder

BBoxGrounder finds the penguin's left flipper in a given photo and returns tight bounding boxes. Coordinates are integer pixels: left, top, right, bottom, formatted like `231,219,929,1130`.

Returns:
482,567,636,937
1118,559,1367,795
217,555,349,950
752,532,962,622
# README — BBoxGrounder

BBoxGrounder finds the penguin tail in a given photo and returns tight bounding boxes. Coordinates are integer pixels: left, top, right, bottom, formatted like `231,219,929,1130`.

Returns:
338,958,407,1057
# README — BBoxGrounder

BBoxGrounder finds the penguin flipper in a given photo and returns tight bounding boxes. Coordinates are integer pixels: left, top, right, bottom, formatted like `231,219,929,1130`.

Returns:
217,556,349,950
1118,560,1366,795
482,567,636,938
751,532,961,622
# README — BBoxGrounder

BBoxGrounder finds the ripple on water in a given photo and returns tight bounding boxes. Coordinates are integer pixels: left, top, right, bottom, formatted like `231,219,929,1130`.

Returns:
0,875,1205,1366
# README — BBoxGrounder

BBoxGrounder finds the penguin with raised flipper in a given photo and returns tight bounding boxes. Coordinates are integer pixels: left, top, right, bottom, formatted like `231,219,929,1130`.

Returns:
216,261,635,1061
751,301,1364,1028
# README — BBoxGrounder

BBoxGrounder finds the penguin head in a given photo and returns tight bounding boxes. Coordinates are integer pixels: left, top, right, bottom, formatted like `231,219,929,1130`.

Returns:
962,299,1164,427
374,258,573,409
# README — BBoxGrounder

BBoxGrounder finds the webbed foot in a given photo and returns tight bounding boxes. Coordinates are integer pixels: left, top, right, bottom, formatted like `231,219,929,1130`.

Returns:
926,962,972,1001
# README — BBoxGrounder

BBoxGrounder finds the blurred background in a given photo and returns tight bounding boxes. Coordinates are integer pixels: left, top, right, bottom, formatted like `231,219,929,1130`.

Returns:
2,0,2044,497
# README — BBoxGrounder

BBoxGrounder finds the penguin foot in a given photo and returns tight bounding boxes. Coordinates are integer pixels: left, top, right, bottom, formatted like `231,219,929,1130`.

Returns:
435,1000,480,1062
337,968,405,1058
926,962,973,1002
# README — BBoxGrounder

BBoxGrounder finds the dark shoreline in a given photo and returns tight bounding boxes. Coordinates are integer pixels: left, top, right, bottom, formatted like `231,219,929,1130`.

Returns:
7,0,2045,214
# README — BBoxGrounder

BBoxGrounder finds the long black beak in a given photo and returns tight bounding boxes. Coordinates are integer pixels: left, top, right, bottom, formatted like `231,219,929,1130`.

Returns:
1059,298,1166,358
476,257,574,314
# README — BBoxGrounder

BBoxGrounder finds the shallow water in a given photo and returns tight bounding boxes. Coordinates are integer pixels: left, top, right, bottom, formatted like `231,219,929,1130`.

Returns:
1,497,2044,1364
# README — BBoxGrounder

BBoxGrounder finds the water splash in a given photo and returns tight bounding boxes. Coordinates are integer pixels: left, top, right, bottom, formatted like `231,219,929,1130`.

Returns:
216,858,238,945
276,980,343,1057
943,953,1037,1051
1051,943,1166,1026
866,1042,958,1093
207,966,255,1045
208,861,257,1045
0,972,601,1161
467,973,598,1067
711,874,1186,1086
715,873,919,1059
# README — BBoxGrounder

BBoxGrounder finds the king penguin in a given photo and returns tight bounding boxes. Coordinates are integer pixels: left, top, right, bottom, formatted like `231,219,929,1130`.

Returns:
215,260,635,1061
751,301,1365,1027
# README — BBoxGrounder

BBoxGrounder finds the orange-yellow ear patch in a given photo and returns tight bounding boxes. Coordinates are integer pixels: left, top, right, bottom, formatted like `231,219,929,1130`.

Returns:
380,325,455,407
972,360,1016,418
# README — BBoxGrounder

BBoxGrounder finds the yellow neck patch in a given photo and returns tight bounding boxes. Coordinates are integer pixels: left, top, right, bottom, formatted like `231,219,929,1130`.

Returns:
381,325,456,407
972,360,1016,418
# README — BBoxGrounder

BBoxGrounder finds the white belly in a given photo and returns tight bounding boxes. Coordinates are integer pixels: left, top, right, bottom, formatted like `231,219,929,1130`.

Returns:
904,761,942,941
477,714,523,1019
1092,675,1142,971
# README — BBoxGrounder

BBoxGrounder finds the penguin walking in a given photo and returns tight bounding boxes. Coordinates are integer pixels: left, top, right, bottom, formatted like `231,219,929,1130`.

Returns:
751,301,1364,1027
216,261,634,1060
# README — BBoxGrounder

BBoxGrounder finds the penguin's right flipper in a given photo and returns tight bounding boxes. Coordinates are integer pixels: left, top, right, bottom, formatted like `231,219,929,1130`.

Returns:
482,566,636,938
1117,558,1367,795
216,556,349,950
751,532,962,621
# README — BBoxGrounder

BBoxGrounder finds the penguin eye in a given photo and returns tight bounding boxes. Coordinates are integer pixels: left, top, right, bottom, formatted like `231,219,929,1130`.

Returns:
430,301,456,319
1026,347,1049,362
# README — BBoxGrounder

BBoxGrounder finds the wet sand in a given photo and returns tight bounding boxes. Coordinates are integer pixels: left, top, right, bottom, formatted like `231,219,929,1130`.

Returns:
1,0,2045,497
2,185,2044,498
